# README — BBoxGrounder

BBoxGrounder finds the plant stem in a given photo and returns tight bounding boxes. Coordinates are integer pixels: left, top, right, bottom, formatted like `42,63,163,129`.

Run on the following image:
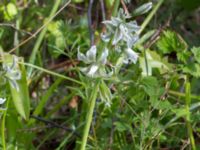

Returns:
112,0,120,17
143,48,149,76
1,99,9,150
185,81,196,150
80,80,100,150
1,112,6,150
138,0,165,35
21,62,84,86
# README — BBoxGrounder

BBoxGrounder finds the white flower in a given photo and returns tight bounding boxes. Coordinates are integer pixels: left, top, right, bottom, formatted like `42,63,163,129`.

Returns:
0,98,6,105
123,48,139,64
78,46,113,78
78,45,97,64
3,55,21,91
132,2,153,17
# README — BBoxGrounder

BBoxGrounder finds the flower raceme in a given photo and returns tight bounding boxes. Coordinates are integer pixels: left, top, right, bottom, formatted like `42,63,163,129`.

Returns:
78,5,153,77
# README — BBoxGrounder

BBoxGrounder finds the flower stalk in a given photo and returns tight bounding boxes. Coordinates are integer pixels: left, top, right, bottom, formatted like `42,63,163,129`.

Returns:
185,80,196,150
80,80,100,150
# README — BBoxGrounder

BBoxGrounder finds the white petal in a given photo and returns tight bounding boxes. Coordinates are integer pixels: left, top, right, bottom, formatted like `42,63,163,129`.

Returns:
77,48,87,63
0,98,6,105
101,33,111,42
119,24,129,34
80,67,89,74
112,28,123,45
99,48,108,64
7,69,21,80
105,101,111,107
87,64,99,77
126,21,140,32
125,48,139,64
110,17,122,26
115,46,121,52
86,45,97,62
126,34,139,48
102,20,113,26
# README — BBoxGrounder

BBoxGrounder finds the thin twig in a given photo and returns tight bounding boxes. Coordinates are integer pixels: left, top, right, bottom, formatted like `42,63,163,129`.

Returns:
68,3,86,11
8,0,71,54
108,119,114,150
30,115,81,138
88,0,94,46
120,0,130,16
100,0,106,21
144,16,171,49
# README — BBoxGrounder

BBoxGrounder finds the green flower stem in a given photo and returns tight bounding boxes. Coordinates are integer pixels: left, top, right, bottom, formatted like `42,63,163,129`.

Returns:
1,112,6,150
138,0,165,77
1,99,9,150
143,47,149,76
112,0,120,17
80,80,100,150
185,81,196,150
115,55,125,74
20,62,84,86
138,0,165,35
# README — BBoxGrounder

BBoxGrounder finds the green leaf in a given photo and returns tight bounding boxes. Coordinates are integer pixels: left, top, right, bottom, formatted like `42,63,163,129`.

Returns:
150,97,172,110
105,0,115,8
3,3,18,21
99,80,112,106
177,50,190,63
140,76,159,97
183,63,200,77
173,108,188,118
156,30,187,54
139,50,170,76
114,121,130,132
47,21,66,58
3,54,30,120
191,47,200,64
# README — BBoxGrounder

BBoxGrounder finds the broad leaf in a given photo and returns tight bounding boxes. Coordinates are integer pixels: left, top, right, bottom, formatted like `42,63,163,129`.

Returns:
2,53,30,120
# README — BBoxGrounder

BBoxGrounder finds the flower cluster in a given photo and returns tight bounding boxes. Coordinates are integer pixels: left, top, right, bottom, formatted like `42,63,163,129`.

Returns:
77,5,152,107
78,9,143,78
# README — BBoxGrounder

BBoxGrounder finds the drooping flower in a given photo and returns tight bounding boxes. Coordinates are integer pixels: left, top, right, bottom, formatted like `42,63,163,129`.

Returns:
78,45,113,78
3,55,21,91
123,48,139,64
0,98,6,105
